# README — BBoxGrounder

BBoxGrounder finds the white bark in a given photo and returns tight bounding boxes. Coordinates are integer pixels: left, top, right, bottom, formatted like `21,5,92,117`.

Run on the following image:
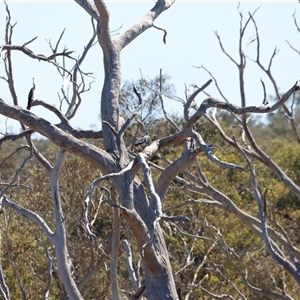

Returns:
1,1,300,299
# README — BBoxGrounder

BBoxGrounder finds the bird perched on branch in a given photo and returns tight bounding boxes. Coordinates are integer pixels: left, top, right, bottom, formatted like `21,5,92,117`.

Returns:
134,135,151,147
187,99,198,111
27,78,36,110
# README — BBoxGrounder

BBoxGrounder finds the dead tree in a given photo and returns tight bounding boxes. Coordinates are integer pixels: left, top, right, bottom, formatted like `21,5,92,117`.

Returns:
1,1,300,299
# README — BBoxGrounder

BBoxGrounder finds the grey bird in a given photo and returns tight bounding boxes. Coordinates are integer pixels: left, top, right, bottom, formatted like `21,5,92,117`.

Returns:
27,78,36,110
134,135,150,147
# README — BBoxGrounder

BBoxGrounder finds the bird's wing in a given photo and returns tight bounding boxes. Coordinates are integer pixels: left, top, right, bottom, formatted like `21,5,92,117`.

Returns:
134,135,148,146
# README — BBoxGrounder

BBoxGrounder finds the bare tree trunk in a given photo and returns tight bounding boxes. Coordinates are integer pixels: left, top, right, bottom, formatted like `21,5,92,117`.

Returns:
130,183,179,299
82,1,179,298
3,1,300,299
110,188,121,300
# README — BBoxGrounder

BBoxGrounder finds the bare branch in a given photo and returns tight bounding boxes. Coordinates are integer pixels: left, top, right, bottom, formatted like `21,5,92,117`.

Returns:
48,28,66,54
193,131,245,171
214,31,239,67
184,79,212,121
2,45,74,62
117,0,175,49
158,69,180,131
123,239,140,291
260,78,268,105
22,36,38,47
110,188,121,300
67,20,97,119
152,24,167,44
187,81,300,128
137,153,162,219
235,138,300,286
0,237,10,300
195,65,230,102
71,0,100,21
30,100,70,126
0,196,54,241
0,98,115,172
42,247,53,300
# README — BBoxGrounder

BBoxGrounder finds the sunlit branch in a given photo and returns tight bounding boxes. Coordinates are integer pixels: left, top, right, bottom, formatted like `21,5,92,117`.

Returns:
235,138,300,286
110,188,121,300
123,239,140,291
117,0,175,49
42,246,53,300
0,196,54,240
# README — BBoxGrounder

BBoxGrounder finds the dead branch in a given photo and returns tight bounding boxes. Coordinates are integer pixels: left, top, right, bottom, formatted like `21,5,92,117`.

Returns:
123,239,140,291
235,138,300,286
152,24,167,44
2,45,74,62
117,0,175,49
42,246,53,300
0,196,54,241
110,187,121,300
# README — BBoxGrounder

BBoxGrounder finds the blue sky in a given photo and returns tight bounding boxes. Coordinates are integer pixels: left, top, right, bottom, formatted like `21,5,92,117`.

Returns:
0,1,299,133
